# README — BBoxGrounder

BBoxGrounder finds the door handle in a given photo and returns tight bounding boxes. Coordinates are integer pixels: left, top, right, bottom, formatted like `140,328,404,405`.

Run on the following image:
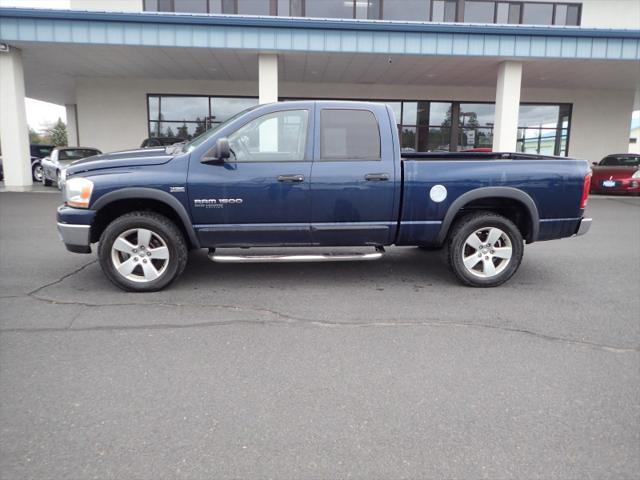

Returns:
277,174,305,183
364,173,390,182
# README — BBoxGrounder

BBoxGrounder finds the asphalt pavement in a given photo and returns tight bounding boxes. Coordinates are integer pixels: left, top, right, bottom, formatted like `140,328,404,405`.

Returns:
1,191,639,479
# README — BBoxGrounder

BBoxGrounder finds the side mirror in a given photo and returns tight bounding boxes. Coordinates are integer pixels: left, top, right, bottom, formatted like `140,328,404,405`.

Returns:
592,162,599,166
201,138,230,164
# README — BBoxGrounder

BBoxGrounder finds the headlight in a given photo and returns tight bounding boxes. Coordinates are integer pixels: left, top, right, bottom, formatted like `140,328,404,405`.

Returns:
65,177,94,209
632,170,640,179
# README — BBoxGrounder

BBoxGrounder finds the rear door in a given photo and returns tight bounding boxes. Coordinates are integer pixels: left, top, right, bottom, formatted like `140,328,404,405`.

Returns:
309,103,399,246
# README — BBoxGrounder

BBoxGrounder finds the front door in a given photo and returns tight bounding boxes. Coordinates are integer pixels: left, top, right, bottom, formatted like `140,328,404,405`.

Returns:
188,107,314,247
309,104,399,246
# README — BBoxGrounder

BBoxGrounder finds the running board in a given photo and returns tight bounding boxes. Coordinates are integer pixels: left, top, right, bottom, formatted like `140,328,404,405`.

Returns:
209,247,384,264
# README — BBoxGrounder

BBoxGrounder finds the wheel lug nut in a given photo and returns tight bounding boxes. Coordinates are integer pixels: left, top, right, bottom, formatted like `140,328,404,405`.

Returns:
143,259,148,263
133,249,137,253
147,252,152,256
485,256,489,260
134,257,138,261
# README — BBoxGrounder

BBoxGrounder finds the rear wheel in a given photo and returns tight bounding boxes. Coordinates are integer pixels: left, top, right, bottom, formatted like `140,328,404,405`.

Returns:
32,162,44,183
447,211,524,287
98,211,188,292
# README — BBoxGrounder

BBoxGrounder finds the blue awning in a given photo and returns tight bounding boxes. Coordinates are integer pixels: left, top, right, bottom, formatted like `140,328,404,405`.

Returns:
1,7,638,61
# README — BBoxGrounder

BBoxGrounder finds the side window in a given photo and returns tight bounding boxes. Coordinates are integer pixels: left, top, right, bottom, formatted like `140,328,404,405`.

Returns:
228,110,308,162
320,109,381,161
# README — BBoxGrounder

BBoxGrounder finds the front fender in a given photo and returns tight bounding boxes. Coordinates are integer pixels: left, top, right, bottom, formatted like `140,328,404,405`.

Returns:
91,187,200,248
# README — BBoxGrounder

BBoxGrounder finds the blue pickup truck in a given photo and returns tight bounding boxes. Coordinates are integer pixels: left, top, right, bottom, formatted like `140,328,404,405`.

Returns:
57,101,592,292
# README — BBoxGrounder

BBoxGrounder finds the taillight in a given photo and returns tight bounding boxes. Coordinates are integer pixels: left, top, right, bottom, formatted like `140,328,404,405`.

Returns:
580,173,591,209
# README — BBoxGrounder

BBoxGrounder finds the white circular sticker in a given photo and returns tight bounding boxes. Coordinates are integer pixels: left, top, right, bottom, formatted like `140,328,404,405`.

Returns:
430,185,448,203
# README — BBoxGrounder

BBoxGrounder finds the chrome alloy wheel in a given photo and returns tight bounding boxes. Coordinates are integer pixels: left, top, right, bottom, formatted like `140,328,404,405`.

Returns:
110,228,170,283
461,227,513,278
33,164,43,182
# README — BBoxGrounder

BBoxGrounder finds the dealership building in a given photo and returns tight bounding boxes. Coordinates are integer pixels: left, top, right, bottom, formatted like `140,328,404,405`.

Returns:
0,0,639,188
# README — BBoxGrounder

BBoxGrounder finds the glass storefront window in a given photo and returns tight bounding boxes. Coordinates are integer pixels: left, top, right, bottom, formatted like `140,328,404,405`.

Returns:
432,0,457,21
383,0,430,21
427,127,451,152
459,104,495,128
464,1,496,23
429,102,451,125
148,95,258,139
211,97,259,122
518,105,560,128
148,96,571,155
238,0,271,15
522,3,554,25
160,96,209,121
174,0,208,13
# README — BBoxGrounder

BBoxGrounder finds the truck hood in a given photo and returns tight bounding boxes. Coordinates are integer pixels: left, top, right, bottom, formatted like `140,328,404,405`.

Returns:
65,147,174,175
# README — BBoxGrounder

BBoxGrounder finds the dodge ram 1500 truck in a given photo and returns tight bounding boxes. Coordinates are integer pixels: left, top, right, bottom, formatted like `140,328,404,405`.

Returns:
57,101,592,292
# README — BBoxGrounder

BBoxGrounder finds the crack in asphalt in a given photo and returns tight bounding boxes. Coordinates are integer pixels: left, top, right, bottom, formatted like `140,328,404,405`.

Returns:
1,260,637,354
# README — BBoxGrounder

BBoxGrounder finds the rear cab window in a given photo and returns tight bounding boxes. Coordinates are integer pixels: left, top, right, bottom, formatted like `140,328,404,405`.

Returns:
319,109,381,161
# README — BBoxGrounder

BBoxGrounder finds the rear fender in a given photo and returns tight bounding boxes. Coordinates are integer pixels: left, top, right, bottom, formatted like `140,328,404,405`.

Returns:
436,187,540,244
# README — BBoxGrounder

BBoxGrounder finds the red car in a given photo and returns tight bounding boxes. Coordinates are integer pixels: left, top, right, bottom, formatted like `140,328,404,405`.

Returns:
590,154,640,195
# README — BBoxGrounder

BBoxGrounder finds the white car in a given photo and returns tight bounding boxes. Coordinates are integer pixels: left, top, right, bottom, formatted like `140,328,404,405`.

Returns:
41,147,102,189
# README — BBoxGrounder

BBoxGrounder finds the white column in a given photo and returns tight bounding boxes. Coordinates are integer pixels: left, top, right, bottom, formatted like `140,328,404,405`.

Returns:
492,61,523,152
258,53,278,104
0,46,31,189
65,104,79,147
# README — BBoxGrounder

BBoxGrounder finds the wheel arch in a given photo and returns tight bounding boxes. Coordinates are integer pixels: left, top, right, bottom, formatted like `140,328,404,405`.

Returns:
90,188,200,249
436,187,540,245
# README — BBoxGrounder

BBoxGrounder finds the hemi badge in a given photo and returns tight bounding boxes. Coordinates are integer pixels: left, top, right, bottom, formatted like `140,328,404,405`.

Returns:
170,186,185,193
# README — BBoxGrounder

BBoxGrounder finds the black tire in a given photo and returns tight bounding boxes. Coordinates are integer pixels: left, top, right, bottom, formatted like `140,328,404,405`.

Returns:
447,211,524,287
98,211,188,292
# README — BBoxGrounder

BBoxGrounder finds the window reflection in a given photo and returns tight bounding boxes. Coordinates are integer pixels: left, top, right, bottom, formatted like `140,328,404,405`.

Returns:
148,95,258,140
143,0,580,25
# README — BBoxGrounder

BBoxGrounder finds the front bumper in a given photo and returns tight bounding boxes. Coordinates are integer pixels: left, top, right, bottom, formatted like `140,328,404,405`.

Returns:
57,205,96,253
57,223,91,253
574,217,592,237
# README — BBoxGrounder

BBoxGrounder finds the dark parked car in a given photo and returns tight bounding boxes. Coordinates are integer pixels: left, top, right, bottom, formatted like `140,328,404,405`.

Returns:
140,137,184,148
0,144,54,182
57,101,592,292
590,154,640,195
41,147,102,189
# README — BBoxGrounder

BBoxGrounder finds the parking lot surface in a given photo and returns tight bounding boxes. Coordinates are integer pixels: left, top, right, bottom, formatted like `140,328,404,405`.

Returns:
1,192,639,479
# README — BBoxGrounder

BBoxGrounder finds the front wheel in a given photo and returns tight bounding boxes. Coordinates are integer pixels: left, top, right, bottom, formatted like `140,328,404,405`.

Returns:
98,211,188,292
447,212,524,287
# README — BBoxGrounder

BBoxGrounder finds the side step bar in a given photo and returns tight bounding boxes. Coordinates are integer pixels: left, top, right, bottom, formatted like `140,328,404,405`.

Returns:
209,247,385,264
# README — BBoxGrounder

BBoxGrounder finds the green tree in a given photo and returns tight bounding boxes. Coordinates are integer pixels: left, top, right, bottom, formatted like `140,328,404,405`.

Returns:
29,127,42,144
45,118,68,146
177,122,189,139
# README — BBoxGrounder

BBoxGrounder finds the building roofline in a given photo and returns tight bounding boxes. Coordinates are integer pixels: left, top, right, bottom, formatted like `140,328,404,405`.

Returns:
1,7,639,40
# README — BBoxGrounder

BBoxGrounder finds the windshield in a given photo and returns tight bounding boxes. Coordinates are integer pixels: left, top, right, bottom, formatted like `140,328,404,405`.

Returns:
182,105,260,153
600,155,640,167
